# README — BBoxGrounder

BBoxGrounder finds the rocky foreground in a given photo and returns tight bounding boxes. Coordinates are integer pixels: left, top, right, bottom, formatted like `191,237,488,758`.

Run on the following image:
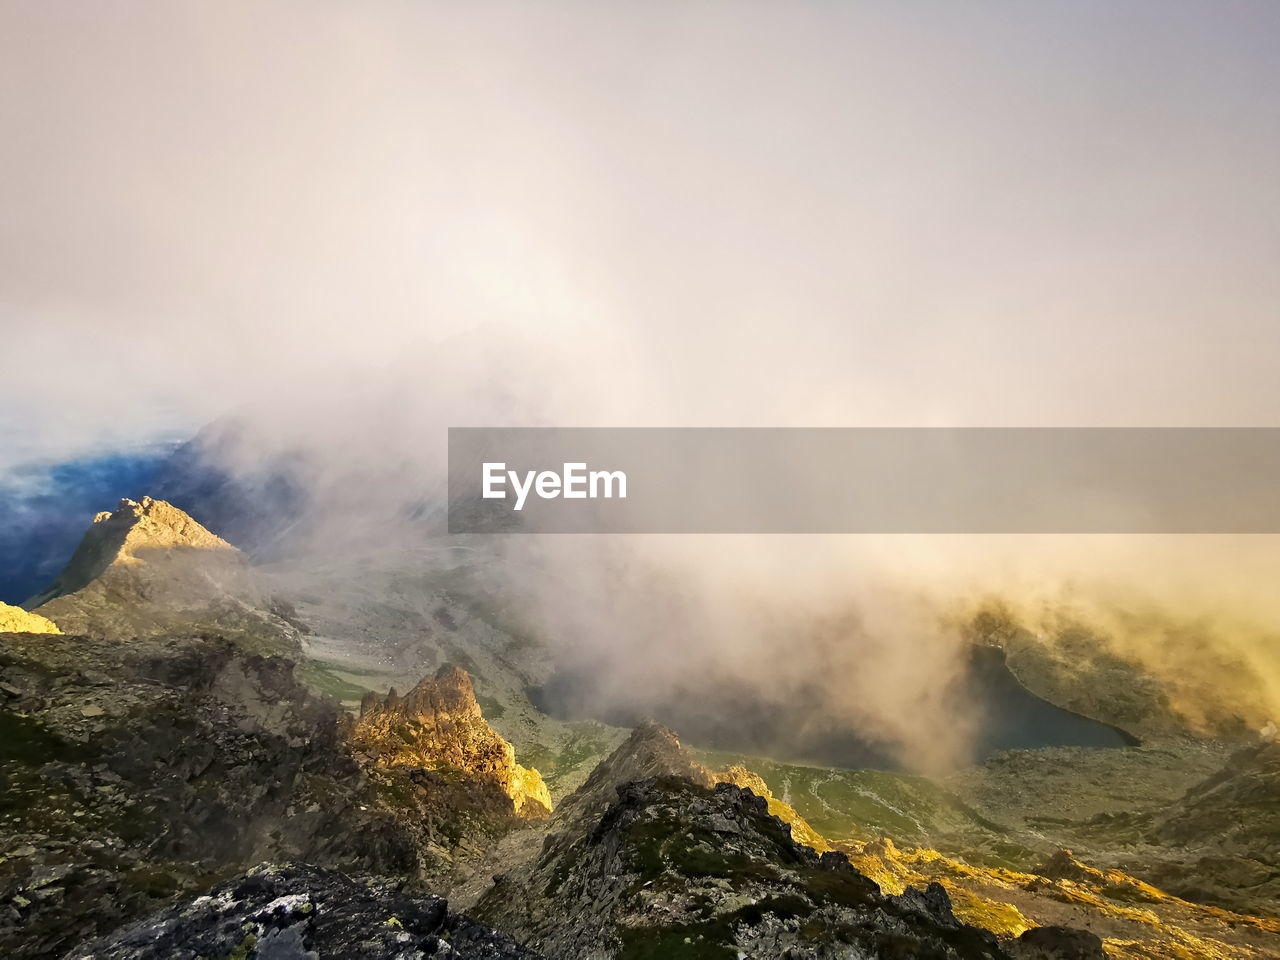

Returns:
66,863,538,960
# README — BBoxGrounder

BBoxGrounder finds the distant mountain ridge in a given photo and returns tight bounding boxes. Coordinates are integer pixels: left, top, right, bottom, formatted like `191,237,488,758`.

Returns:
0,446,175,604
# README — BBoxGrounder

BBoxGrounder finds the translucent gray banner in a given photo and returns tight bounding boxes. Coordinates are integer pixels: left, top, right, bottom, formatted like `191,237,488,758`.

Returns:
447,428,1280,533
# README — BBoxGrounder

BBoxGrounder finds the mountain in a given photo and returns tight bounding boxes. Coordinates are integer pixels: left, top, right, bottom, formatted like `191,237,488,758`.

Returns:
0,630,412,957
3,491,1277,958
475,724,1101,960
1133,738,1280,914
965,605,1273,741
0,621,1109,960
350,665,552,819
545,721,826,853
1155,739,1280,860
23,497,304,654
24,495,239,608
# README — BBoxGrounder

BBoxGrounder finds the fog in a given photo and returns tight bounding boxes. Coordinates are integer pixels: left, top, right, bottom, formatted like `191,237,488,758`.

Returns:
4,1,1280,768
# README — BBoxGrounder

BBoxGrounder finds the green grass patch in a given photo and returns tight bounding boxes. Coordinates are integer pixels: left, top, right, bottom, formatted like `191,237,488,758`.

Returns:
619,922,737,960
297,661,377,702
473,694,507,720
694,750,1004,845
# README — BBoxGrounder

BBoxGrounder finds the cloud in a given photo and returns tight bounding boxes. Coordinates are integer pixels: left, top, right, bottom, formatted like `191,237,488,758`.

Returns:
4,1,1280,765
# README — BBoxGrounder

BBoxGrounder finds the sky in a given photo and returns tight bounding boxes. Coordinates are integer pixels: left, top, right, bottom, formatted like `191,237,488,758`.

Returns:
4,2,1280,766
3,0,1280,473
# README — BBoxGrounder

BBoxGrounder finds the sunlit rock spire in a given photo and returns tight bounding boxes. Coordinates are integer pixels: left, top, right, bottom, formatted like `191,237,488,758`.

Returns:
350,663,553,819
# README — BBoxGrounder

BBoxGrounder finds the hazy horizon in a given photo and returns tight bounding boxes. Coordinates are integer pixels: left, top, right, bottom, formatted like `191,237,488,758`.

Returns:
4,1,1280,472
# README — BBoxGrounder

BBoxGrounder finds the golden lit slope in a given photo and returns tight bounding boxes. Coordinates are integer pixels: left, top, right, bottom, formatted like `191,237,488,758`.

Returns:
0,601,60,634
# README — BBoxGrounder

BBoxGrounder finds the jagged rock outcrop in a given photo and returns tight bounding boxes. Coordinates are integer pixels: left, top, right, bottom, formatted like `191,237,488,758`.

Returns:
23,497,303,654
479,773,1072,959
715,762,831,853
350,665,552,819
0,632,401,957
548,720,826,851
0,601,60,635
63,862,543,960
476,723,1099,959
0,632,531,958
544,721,710,825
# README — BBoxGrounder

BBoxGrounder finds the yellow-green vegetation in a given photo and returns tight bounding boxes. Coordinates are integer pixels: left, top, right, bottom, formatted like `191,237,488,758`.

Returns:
682,747,1280,960
693,749,1002,846
298,659,378,703
854,840,1280,959
945,885,1032,937
519,723,617,793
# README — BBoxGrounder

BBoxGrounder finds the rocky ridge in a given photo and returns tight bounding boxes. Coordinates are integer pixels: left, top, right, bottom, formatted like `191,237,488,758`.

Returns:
63,862,541,960
550,721,825,851
480,770,1099,960
476,724,1105,959
350,664,553,820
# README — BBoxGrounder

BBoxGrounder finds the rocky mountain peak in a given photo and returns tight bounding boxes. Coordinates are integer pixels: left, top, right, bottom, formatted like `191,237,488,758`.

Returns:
24,497,237,610
351,664,552,819
21,497,301,654
372,663,483,723
106,495,234,549
551,719,828,851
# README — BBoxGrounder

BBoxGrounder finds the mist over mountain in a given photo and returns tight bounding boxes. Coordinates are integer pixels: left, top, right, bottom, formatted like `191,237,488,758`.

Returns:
4,2,1280,956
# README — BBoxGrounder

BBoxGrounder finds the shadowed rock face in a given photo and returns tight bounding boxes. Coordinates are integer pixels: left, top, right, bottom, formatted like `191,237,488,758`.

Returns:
0,632,424,959
62,862,544,960
24,497,302,654
351,665,553,819
550,721,826,851
0,635,560,959
477,724,1100,960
